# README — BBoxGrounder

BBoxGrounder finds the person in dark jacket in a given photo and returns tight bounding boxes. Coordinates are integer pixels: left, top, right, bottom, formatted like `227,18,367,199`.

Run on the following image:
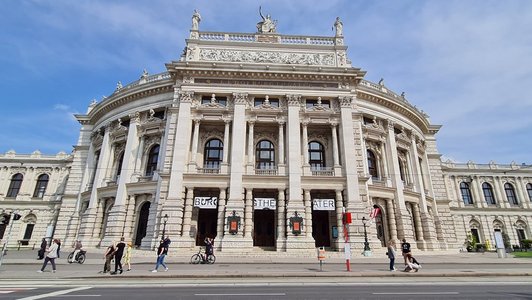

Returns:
102,243,115,274
37,238,47,260
151,239,169,272
111,237,126,275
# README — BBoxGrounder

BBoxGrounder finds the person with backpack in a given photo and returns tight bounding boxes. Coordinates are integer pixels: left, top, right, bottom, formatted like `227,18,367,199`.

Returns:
401,238,411,265
151,239,169,272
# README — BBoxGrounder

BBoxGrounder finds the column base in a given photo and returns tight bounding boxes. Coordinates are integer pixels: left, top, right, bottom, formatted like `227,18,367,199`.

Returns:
219,235,254,252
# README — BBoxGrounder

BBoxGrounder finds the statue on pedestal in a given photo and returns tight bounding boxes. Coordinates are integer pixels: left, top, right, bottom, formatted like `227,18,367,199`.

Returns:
191,9,201,31
257,6,277,33
334,17,343,37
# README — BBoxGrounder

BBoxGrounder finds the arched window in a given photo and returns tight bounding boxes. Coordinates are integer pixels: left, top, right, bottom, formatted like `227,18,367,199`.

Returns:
116,152,124,180
308,141,325,170
204,139,223,169
482,182,496,205
367,150,378,179
33,174,49,198
7,173,23,198
527,183,532,202
460,182,473,205
145,145,160,176
504,183,519,205
256,140,275,169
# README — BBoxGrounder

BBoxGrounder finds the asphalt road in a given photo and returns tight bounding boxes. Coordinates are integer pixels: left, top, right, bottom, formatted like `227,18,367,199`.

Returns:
2,283,532,300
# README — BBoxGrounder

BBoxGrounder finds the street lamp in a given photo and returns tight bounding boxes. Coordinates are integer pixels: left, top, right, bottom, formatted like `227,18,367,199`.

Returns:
362,216,372,256
162,214,169,238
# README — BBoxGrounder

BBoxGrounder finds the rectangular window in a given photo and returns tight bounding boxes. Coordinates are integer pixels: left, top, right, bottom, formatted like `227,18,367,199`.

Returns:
23,224,34,240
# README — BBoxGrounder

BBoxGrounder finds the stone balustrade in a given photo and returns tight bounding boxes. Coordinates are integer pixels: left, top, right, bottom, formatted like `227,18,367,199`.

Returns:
198,31,335,46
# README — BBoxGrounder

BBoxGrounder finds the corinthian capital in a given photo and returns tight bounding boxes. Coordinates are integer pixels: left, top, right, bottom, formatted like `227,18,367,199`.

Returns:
179,91,195,103
339,96,353,107
286,94,302,106
232,92,248,105
387,119,395,131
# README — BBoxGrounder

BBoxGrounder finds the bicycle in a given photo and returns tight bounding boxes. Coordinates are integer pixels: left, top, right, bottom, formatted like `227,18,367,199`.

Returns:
67,250,86,264
190,247,215,264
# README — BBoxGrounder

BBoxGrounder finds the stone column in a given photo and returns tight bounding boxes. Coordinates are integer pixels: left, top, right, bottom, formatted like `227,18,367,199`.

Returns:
221,119,230,173
103,112,141,244
277,120,286,175
102,143,116,182
516,177,530,209
301,121,310,175
303,189,313,238
244,188,254,239
122,194,137,239
189,118,200,172
494,177,508,208
386,198,398,242
246,120,255,174
216,188,227,243
471,177,485,208
385,120,412,242
331,122,341,175
276,188,286,251
131,135,145,182
412,203,424,242
182,187,194,238
335,189,344,250
222,93,250,250
380,141,391,186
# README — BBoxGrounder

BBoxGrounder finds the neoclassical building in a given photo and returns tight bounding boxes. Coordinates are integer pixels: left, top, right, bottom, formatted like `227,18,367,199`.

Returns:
1,13,531,253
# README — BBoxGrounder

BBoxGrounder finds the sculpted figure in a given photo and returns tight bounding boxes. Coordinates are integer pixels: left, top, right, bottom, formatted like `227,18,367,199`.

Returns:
257,6,277,33
191,9,201,30
334,17,343,36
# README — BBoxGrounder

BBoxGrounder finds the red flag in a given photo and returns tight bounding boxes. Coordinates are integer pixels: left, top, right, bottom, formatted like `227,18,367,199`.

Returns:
369,206,381,219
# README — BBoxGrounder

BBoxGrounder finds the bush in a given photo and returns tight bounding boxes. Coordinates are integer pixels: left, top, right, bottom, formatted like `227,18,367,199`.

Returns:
521,239,532,249
475,243,485,252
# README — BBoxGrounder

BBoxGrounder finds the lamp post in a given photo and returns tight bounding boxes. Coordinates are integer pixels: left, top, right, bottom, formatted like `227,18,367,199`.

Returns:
162,214,169,238
362,216,372,256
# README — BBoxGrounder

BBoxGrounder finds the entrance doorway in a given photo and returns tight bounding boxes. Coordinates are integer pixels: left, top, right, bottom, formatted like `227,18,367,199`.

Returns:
135,202,150,246
196,209,217,246
375,208,386,247
312,210,331,247
253,209,275,247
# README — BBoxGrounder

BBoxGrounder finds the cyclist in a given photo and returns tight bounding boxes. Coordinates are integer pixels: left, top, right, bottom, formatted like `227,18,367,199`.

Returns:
70,239,83,263
203,237,214,263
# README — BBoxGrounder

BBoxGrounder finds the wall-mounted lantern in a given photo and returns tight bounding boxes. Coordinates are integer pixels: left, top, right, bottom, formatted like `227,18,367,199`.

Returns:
289,211,303,235
227,210,241,235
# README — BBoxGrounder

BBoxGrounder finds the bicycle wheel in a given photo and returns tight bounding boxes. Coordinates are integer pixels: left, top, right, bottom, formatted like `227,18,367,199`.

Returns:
190,254,202,264
77,253,86,264
206,254,216,264
67,253,74,264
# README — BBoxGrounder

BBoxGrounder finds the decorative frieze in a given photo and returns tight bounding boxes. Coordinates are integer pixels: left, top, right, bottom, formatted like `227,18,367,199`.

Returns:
199,49,335,66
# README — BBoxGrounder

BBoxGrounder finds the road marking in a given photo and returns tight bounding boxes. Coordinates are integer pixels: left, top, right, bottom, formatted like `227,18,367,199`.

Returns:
373,292,459,295
195,293,286,296
54,295,100,297
17,287,92,300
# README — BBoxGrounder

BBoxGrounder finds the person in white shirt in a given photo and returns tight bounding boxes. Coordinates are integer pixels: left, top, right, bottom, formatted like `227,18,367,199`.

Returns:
38,238,59,273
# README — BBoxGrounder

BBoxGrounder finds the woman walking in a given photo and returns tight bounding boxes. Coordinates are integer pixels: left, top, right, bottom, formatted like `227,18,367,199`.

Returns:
124,242,133,271
37,238,47,260
37,238,60,273
387,239,397,271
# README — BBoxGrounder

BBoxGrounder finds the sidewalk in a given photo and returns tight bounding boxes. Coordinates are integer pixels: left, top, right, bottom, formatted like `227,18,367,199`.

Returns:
1,249,531,280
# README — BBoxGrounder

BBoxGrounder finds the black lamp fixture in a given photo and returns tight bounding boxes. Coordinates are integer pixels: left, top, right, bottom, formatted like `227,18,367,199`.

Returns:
362,216,371,254
162,214,169,238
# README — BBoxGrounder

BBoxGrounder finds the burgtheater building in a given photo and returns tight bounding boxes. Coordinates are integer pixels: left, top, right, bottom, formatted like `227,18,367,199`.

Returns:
1,13,532,254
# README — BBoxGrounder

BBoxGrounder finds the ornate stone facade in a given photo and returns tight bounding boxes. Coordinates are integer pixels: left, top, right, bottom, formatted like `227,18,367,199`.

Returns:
1,13,531,255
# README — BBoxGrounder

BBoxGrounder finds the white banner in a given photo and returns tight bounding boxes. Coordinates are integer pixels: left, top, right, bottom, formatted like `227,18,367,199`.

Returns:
254,198,276,210
193,196,218,209
313,199,335,211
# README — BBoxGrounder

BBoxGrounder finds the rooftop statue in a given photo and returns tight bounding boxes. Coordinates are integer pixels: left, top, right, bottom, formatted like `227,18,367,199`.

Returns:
191,9,201,31
334,17,343,37
257,6,277,33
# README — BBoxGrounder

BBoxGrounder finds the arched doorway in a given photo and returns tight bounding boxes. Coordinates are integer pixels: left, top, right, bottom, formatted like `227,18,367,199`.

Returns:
135,202,150,246
374,205,386,247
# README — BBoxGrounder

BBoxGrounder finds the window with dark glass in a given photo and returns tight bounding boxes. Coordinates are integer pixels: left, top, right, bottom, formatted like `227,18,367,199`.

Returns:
7,173,23,198
482,182,496,205
308,141,325,169
33,174,49,198
204,139,223,169
306,99,330,108
460,182,473,205
116,152,125,179
367,150,378,179
201,95,227,106
145,145,160,176
256,140,275,169
398,158,406,182
504,183,519,205
527,183,532,202
254,97,279,107
153,110,165,119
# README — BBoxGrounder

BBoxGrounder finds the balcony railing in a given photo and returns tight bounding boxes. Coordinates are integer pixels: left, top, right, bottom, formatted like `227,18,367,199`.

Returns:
198,167,220,174
255,167,278,176
310,166,334,176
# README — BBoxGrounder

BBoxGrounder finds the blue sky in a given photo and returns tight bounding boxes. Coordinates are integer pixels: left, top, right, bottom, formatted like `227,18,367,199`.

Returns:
1,0,531,164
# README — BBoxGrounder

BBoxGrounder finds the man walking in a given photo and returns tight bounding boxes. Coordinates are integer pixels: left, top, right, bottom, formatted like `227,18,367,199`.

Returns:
401,238,411,265
111,237,126,275
151,239,169,272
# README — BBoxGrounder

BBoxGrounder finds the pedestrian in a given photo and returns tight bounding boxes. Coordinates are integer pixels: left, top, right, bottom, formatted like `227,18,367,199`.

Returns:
151,239,169,272
401,238,411,265
69,239,83,263
204,237,214,262
404,253,422,272
37,238,59,273
37,238,47,260
386,239,397,271
102,242,116,274
111,237,126,275
124,241,133,271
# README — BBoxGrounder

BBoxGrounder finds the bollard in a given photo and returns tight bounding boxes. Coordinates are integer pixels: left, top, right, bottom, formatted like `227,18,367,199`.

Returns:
317,247,325,271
